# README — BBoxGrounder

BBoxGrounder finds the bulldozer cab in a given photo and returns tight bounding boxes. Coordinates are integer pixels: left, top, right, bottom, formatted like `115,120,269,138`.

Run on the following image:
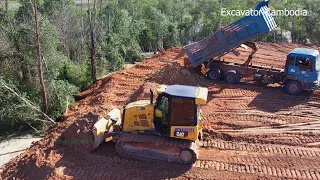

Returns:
154,85,208,141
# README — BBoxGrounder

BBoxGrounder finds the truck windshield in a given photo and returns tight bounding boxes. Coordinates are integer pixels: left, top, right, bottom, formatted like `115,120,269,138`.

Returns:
287,55,295,65
295,57,313,71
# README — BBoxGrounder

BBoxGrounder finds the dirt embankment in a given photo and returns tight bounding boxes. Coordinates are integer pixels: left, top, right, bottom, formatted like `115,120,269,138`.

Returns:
1,43,320,179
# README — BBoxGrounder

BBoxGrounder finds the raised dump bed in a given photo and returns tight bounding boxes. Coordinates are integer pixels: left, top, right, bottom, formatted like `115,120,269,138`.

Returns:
183,0,277,67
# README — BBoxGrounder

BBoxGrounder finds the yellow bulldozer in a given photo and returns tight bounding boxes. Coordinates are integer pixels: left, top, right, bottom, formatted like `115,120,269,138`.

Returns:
92,84,208,163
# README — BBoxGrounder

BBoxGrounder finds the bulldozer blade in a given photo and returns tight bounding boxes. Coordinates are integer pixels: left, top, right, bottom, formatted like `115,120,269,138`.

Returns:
92,117,110,148
91,109,121,148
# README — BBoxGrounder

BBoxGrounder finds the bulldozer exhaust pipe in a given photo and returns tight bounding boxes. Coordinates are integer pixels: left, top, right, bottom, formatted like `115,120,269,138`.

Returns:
150,89,154,104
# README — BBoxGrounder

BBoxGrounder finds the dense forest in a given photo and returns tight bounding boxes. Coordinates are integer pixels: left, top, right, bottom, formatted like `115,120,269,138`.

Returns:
0,0,320,135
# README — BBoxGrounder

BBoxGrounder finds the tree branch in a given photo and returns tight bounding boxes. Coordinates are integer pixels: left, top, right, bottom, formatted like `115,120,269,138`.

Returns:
0,81,56,124
27,121,40,133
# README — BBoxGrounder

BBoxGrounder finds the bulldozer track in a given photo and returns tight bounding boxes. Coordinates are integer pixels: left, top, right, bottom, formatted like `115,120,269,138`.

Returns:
115,134,199,164
193,160,320,179
200,140,320,157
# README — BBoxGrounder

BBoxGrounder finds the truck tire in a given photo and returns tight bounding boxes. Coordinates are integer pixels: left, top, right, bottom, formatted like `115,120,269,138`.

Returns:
207,68,221,80
225,70,240,84
180,67,190,76
285,80,302,95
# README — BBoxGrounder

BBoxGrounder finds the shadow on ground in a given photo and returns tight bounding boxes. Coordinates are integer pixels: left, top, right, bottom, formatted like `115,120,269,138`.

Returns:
247,84,312,112
206,81,312,112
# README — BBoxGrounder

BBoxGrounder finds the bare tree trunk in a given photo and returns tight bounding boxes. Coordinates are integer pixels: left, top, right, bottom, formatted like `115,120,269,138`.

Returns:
5,0,8,14
291,16,295,42
219,0,222,28
108,0,110,33
30,0,48,114
14,38,30,83
93,0,97,31
80,0,87,59
61,0,69,56
99,0,102,12
88,0,97,81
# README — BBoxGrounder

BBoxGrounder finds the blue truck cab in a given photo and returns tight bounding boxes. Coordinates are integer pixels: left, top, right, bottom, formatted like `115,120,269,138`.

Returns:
284,48,320,95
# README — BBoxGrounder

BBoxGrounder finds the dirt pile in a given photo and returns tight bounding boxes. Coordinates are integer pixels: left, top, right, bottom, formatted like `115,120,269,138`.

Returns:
1,43,320,179
222,42,320,68
0,47,193,179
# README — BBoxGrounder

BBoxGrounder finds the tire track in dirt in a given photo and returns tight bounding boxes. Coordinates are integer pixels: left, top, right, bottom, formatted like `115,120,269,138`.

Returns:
223,155,320,170
193,160,320,179
200,140,320,157
223,132,320,147
207,91,312,111
203,113,313,125
223,120,320,135
279,109,320,120
209,99,305,111
207,87,260,98
202,113,294,130
63,166,126,179
199,147,320,171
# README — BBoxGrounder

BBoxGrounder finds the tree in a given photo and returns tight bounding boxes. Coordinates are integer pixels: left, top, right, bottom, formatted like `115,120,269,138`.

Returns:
80,0,86,58
88,0,97,81
5,0,8,15
144,7,168,51
30,0,48,114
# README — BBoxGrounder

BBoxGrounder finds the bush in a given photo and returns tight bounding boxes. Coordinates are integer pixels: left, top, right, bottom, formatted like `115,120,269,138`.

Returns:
105,47,125,72
125,48,143,63
98,34,142,74
59,61,92,91
46,80,79,119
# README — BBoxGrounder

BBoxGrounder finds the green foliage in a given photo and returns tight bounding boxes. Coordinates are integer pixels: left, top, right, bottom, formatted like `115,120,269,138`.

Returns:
144,7,169,50
46,80,79,119
59,61,92,91
99,34,125,72
0,80,40,135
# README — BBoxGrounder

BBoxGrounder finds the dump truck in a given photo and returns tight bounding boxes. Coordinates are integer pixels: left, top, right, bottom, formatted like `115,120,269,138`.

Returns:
177,0,320,95
92,85,208,164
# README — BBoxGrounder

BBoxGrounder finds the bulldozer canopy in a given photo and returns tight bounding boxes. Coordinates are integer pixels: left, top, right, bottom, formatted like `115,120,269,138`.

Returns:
162,85,208,105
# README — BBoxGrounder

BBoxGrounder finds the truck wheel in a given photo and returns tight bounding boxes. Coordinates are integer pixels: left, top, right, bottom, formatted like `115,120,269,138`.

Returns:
207,68,221,80
285,80,302,95
225,70,240,84
180,67,190,76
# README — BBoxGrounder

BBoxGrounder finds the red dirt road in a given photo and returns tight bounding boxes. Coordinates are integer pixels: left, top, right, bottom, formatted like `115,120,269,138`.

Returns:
1,43,320,179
